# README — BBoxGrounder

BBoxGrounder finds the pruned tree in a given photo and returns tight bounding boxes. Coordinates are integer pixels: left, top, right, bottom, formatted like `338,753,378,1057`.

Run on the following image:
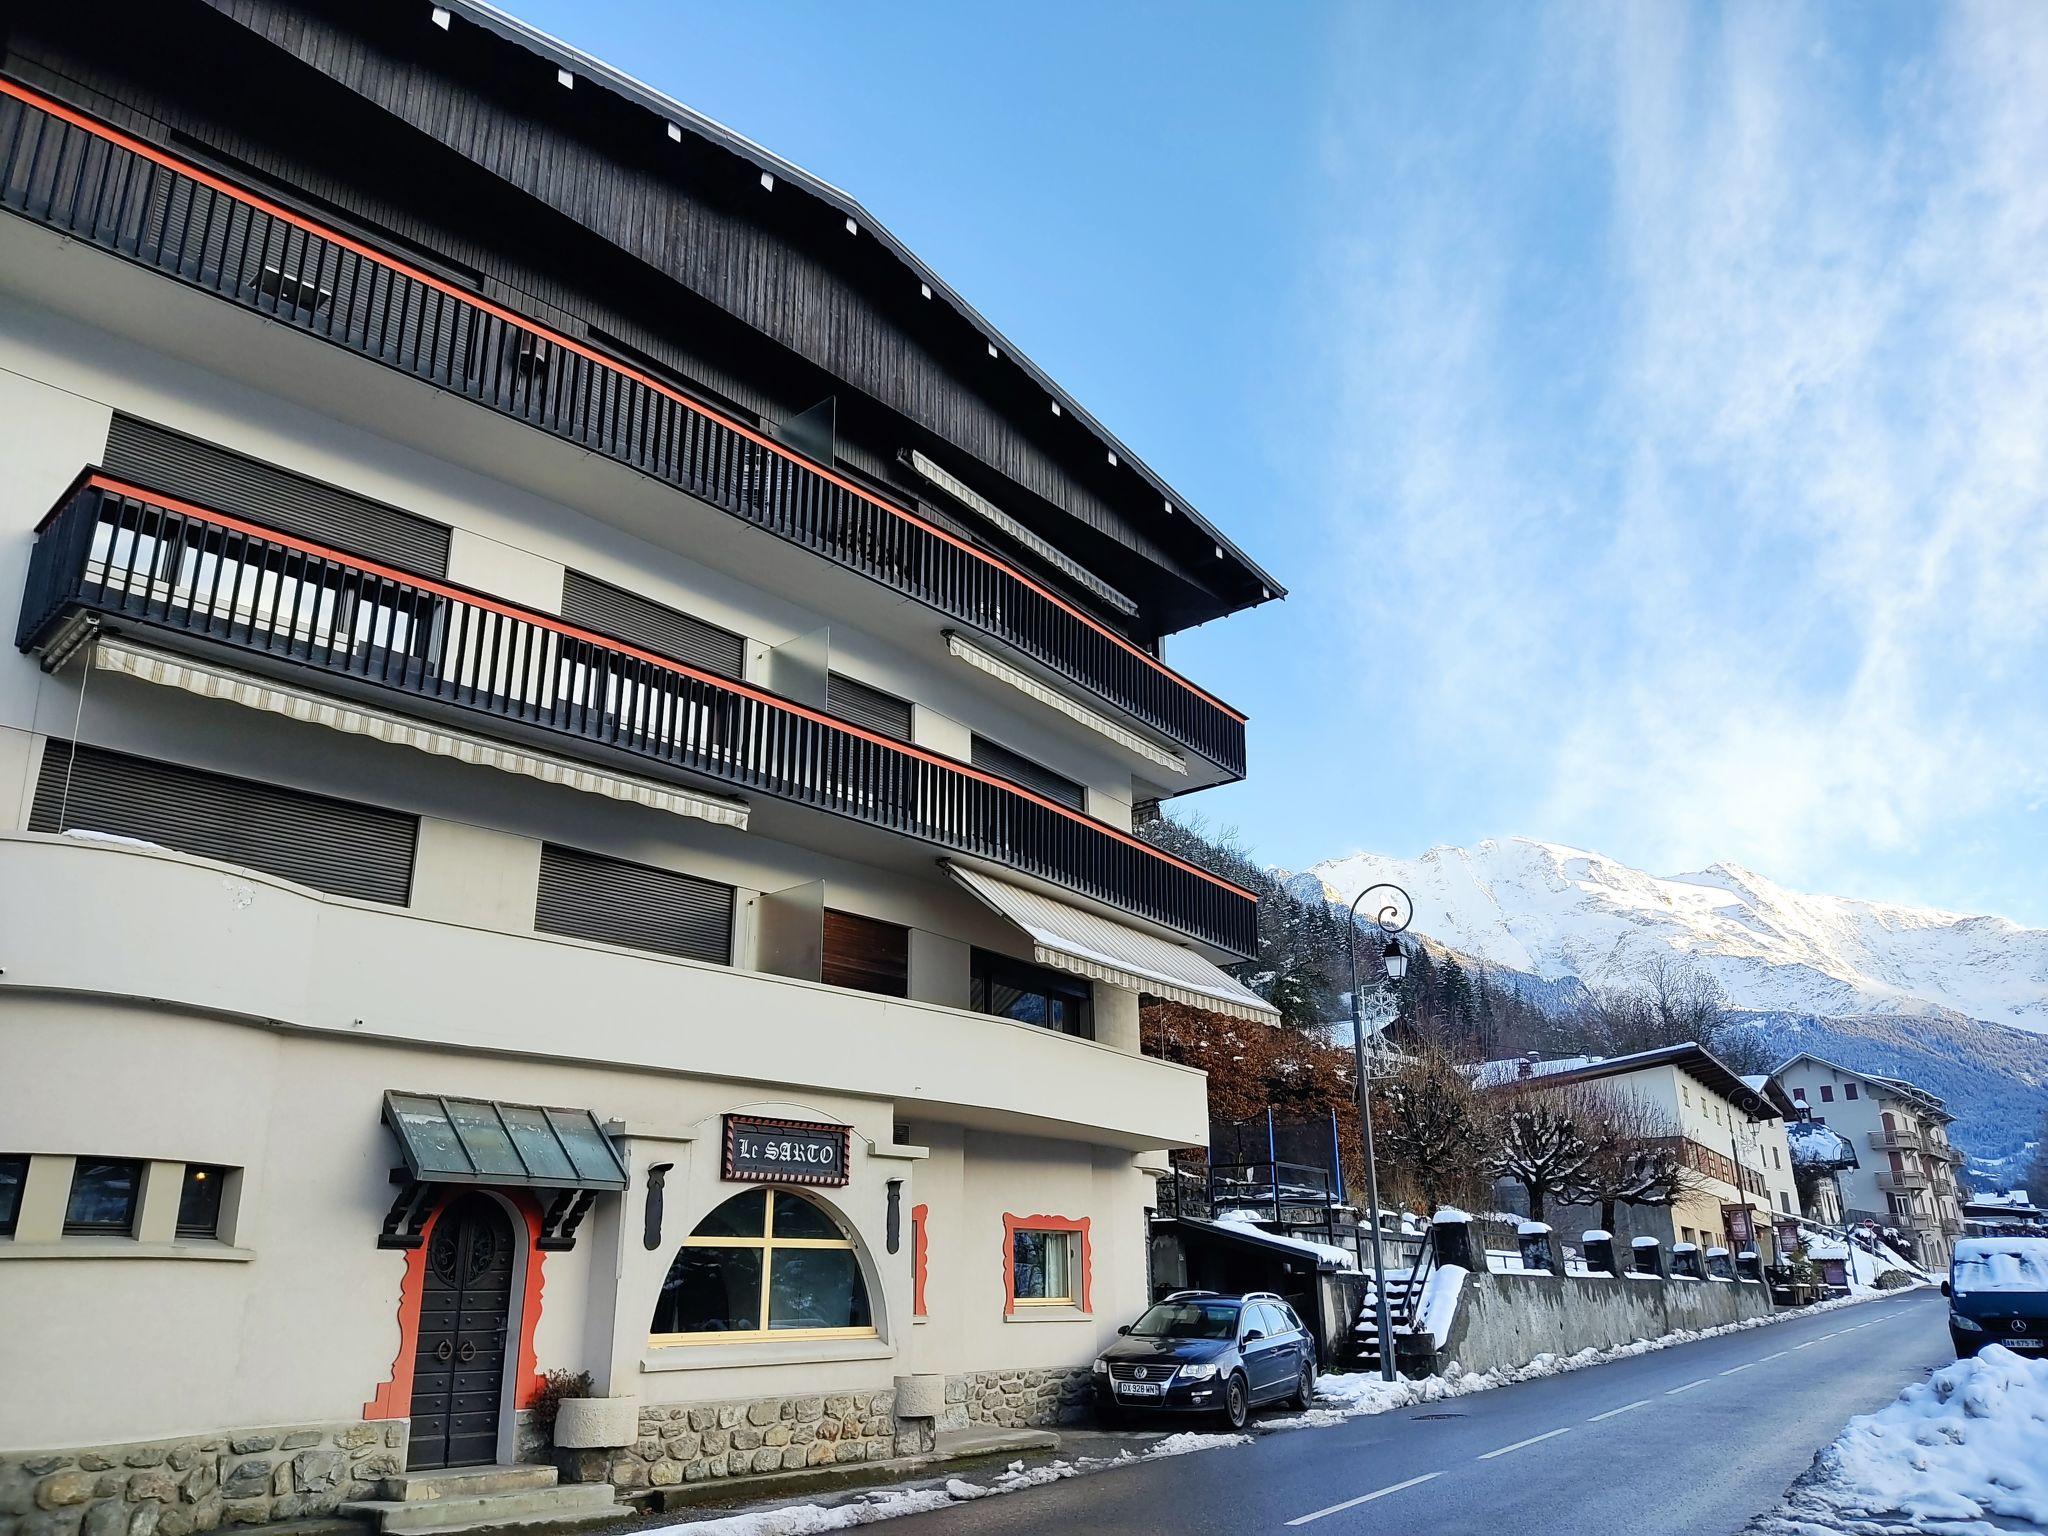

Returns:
1492,1083,1598,1222
1578,1088,1709,1233
1372,1041,1501,1215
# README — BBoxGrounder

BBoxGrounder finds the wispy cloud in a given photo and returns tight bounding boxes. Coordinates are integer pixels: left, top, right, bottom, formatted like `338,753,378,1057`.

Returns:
1306,0,2048,912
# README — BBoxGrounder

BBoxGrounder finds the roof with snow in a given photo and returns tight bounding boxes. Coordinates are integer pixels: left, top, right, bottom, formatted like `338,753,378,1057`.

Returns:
1469,1042,1780,1117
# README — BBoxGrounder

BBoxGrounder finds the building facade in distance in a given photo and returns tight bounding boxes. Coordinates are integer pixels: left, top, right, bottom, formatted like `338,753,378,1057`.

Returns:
0,0,1283,1520
1476,1044,1803,1264
1769,1055,1965,1269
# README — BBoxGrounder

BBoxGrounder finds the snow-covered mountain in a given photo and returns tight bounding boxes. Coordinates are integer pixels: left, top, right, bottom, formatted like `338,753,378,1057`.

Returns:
1303,838,2048,1034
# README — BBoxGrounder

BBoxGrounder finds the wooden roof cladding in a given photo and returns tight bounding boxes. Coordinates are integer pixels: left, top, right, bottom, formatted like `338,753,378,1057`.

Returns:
187,0,1284,637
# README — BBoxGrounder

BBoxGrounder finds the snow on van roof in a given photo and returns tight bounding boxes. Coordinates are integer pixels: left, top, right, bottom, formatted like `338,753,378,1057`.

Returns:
1951,1237,2048,1293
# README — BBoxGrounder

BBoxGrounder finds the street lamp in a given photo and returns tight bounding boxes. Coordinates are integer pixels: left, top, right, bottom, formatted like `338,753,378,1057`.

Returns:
1347,882,1411,1382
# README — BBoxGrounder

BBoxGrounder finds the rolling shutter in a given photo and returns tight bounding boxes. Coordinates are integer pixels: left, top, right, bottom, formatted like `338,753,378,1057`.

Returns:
560,571,746,680
822,908,910,998
535,844,734,964
828,674,912,742
970,735,1086,812
29,743,417,904
103,414,452,577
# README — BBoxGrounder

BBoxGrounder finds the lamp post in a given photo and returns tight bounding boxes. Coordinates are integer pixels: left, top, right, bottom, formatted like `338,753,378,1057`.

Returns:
1347,882,1410,1382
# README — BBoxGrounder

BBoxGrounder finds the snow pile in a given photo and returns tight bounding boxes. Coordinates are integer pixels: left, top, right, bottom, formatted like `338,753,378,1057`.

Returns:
1746,1346,2048,1535
645,1435,1251,1533
1953,1236,2048,1293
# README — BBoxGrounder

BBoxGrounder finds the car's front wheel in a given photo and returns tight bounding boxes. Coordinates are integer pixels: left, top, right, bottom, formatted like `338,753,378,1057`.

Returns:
1222,1372,1250,1430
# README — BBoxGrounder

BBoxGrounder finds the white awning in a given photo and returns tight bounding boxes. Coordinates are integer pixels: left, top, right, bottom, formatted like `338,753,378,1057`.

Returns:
944,631,1186,775
92,637,750,831
947,863,1277,1023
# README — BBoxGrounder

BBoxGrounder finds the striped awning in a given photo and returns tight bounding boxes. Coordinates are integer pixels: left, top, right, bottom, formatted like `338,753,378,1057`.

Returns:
947,863,1277,1023
92,636,749,830
944,632,1186,775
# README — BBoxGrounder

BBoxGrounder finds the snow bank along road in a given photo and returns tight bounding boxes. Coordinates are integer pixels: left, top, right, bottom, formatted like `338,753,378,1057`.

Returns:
869,1292,1950,1536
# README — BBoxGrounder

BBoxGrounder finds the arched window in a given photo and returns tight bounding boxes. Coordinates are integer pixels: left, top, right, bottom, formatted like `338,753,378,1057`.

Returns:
650,1189,874,1344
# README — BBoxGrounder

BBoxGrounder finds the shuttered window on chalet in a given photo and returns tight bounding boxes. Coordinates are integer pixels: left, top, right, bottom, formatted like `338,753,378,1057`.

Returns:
827,674,912,742
29,742,417,904
970,736,1086,812
535,844,734,965
560,571,746,681
103,414,452,577
822,909,910,998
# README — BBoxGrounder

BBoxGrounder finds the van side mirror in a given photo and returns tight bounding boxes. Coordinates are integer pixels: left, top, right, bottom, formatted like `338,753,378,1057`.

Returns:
1116,1324,1131,1334
1940,1280,1951,1298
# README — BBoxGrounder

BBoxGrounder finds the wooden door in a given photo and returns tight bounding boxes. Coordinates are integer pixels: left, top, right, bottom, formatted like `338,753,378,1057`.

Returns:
408,1193,515,1469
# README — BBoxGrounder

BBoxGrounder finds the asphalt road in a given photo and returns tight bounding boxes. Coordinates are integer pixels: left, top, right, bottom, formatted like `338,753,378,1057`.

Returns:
882,1292,1952,1536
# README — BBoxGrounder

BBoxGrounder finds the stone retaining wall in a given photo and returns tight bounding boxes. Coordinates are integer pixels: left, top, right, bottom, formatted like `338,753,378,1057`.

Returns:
561,1392,897,1492
1439,1270,1776,1376
0,1423,406,1536
945,1368,1094,1429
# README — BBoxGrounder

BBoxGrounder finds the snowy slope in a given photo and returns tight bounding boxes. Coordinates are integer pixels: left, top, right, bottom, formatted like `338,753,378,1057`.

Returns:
1304,839,2048,1033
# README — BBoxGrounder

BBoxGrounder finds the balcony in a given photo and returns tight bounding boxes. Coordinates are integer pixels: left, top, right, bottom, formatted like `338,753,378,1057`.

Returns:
1866,1128,1923,1152
0,77,1248,778
17,475,1258,956
1876,1170,1930,1195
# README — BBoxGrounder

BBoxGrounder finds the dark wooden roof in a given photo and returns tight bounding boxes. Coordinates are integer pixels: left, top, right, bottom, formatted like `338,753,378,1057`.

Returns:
153,0,1283,636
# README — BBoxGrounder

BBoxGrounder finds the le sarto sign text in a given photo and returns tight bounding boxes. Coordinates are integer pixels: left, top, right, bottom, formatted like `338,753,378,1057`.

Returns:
722,1114,851,1187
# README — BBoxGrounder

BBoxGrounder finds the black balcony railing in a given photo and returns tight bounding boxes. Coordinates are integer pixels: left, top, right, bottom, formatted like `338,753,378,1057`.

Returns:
18,476,1258,955
0,77,1248,778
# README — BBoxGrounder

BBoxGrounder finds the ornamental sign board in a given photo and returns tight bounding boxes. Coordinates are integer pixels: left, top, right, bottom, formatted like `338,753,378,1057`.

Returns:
722,1114,850,1187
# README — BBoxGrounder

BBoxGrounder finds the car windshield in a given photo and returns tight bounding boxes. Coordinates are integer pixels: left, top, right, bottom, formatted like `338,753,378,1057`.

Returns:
1127,1301,1239,1340
1951,1238,2048,1294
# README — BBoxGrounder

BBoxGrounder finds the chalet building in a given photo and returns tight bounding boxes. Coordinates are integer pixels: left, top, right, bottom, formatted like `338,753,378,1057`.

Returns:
0,1,1283,1523
1768,1055,1965,1268
1475,1044,1803,1264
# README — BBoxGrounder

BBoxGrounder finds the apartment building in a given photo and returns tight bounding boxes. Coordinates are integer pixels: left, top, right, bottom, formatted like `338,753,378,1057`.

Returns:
0,0,1284,1519
1769,1055,1964,1268
1478,1044,1803,1263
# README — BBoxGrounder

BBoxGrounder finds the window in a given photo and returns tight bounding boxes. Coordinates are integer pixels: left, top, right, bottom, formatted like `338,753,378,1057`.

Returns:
1682,1087,1691,1108
822,909,909,998
560,570,745,680
536,844,734,965
1012,1228,1075,1304
1779,1191,1792,1212
64,1159,142,1235
30,746,418,905
1844,1083,1858,1101
970,736,1085,812
827,674,912,742
971,950,1091,1037
1819,1086,1834,1103
1772,1148,1781,1169
176,1165,227,1239
650,1189,872,1344
0,1156,25,1237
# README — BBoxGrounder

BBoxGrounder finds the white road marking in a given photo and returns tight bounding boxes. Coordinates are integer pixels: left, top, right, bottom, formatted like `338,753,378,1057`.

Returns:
1665,1378,1710,1395
1587,1399,1653,1422
1478,1427,1572,1460
1720,1362,1758,1376
1286,1472,1442,1525
1761,1350,1791,1361
1794,1340,1817,1349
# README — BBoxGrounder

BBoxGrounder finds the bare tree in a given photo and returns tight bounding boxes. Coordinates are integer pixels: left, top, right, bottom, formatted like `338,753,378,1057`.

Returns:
1372,1043,1502,1216
1491,1083,1598,1223
1578,1088,1710,1233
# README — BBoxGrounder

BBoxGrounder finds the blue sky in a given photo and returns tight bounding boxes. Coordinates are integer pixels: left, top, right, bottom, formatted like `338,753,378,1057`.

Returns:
512,1,2048,927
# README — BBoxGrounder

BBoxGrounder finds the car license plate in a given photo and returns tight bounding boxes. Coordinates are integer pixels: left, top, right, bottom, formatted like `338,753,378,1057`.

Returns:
1118,1382,1164,1397
2002,1337,2041,1349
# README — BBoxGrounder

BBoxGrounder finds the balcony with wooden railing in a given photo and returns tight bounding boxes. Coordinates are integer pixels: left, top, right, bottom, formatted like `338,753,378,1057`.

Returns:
1867,1128,1924,1153
0,77,1248,778
16,474,1258,956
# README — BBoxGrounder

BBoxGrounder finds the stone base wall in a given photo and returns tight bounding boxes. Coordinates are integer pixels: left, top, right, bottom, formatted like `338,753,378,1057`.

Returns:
1439,1271,1776,1377
945,1368,1094,1430
562,1392,897,1492
0,1423,406,1536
